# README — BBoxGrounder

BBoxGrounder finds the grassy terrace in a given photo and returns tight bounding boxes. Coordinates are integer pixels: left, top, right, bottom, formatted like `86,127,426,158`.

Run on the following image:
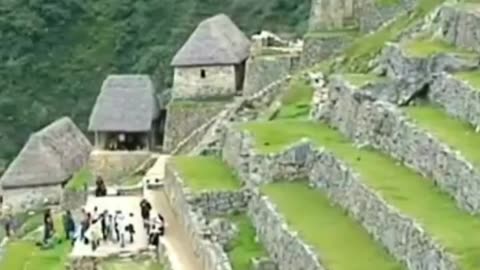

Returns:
405,105,480,166
402,34,477,58
455,70,480,89
226,214,267,270
100,260,163,270
263,182,403,270
171,156,241,191
242,119,480,269
0,215,70,270
275,76,314,120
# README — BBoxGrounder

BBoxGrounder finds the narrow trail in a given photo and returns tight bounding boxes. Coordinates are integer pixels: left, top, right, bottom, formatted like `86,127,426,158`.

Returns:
144,155,204,270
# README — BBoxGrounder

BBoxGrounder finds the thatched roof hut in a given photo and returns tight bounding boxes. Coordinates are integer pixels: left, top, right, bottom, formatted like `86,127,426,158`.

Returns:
88,75,159,132
0,117,92,189
171,14,251,67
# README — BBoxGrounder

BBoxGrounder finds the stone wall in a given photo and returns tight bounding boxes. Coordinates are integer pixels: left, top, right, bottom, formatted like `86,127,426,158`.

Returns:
164,101,227,153
164,164,233,270
3,184,62,213
248,192,324,270
300,34,354,68
190,189,251,217
430,72,480,129
192,77,291,156
62,187,88,211
433,4,480,53
172,65,237,100
312,77,480,213
358,0,416,32
68,257,99,270
88,151,151,185
243,55,299,97
222,128,458,269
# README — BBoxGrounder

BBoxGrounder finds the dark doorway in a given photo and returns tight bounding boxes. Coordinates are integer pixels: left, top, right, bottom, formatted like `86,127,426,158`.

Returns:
235,60,247,95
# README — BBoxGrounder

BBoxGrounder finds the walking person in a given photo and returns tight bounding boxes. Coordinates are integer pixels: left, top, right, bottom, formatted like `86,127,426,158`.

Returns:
87,219,102,251
43,208,55,245
140,199,152,235
126,213,135,244
62,210,76,244
80,211,91,244
106,214,114,242
115,210,126,248
100,211,108,241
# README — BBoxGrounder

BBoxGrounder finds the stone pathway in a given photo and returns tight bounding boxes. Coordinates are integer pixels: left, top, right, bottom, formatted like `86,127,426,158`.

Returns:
144,155,203,270
71,196,148,257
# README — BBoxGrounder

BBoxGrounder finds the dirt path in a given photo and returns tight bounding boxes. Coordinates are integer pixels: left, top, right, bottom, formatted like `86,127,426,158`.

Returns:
144,155,204,270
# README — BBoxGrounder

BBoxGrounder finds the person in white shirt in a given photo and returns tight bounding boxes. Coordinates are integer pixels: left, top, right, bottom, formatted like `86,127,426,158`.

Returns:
114,210,126,248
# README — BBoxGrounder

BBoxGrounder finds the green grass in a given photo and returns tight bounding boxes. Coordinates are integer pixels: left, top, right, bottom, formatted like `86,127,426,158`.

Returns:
276,76,314,120
100,260,163,270
242,119,480,269
341,0,446,72
0,215,71,270
65,168,93,191
454,70,480,89
342,73,386,88
227,214,267,270
405,105,480,166
171,156,241,191
402,35,476,58
263,182,403,270
305,27,360,39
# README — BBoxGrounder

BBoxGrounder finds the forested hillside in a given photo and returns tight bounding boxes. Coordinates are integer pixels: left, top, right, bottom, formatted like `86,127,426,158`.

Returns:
0,0,310,168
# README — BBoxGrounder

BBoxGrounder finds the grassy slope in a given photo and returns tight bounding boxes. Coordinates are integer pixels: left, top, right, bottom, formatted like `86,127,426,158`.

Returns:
0,0,310,166
227,214,267,270
242,120,480,269
264,182,403,270
171,156,241,191
405,105,480,166
275,76,314,120
0,215,70,270
65,168,93,191
454,70,480,89
402,34,477,58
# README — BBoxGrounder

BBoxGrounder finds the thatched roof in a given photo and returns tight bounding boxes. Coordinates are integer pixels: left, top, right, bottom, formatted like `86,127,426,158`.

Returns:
1,117,92,189
88,75,159,132
171,14,251,67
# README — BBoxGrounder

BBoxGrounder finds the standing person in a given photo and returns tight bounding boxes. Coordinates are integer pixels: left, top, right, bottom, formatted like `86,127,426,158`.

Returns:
92,207,99,223
4,213,13,238
126,213,135,244
95,177,107,197
139,199,152,235
86,219,102,251
100,210,109,241
43,208,55,244
81,211,91,244
62,210,75,242
115,210,126,248
106,214,114,242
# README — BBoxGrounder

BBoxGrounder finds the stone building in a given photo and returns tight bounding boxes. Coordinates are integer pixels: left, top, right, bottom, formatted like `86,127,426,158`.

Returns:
309,0,360,31
171,13,251,99
88,75,165,151
0,117,92,213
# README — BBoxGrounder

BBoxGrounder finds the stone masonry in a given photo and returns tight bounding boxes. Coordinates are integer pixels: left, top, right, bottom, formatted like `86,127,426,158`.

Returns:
430,72,480,129
248,191,324,270
221,128,459,269
312,77,480,213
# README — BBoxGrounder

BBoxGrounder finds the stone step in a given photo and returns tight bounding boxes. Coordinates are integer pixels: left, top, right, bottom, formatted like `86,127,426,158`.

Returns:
243,119,480,269
263,181,402,269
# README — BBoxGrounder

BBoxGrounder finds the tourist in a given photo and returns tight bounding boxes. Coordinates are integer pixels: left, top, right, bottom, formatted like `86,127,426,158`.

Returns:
43,209,55,244
100,210,109,241
80,210,91,244
126,212,135,244
87,219,102,251
62,210,76,242
92,206,99,223
4,213,13,238
95,177,107,197
140,198,152,234
114,210,126,248
106,214,114,242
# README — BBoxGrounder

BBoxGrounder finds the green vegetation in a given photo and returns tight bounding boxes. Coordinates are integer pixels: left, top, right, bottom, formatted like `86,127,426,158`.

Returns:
340,0,445,72
264,181,403,270
305,27,360,39
0,0,310,165
405,105,480,166
243,119,480,269
342,73,386,88
402,34,476,58
100,260,163,270
227,214,267,270
171,156,241,191
454,70,480,89
65,168,93,191
0,215,71,270
276,76,314,119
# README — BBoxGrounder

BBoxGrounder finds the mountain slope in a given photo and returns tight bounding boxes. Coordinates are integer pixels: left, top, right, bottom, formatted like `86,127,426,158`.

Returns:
0,0,310,168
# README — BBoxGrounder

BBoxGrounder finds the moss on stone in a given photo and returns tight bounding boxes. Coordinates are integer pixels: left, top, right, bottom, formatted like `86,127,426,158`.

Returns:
242,119,480,269
454,70,480,89
402,34,476,58
263,181,403,270
171,156,241,191
342,73,386,88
